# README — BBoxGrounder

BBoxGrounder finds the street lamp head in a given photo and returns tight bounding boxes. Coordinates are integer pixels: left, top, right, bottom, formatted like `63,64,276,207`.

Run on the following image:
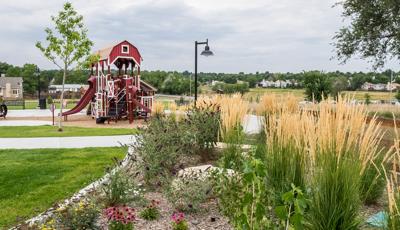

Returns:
34,66,40,77
201,45,214,56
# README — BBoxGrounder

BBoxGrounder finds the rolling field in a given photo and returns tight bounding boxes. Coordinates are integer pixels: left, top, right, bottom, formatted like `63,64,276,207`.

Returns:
245,88,395,101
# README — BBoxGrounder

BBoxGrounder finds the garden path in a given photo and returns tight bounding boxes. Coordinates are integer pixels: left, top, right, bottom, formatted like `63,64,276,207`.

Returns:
7,109,85,117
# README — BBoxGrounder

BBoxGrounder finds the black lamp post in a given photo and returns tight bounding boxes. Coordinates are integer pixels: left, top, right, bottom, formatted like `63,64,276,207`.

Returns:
34,67,41,106
194,39,213,105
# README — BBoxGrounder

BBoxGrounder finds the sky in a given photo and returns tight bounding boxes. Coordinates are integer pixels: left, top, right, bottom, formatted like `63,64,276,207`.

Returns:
0,0,398,73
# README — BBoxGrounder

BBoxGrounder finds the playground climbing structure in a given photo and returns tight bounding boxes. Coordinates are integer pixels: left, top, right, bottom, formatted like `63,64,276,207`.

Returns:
62,40,155,124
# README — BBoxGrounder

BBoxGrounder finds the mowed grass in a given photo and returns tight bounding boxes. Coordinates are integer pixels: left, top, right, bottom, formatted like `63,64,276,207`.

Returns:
7,100,79,110
0,125,138,138
0,147,126,228
244,88,395,101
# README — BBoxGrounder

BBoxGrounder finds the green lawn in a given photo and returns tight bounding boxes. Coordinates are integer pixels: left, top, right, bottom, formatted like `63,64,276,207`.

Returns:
7,100,79,110
245,88,395,101
0,147,126,228
0,125,138,138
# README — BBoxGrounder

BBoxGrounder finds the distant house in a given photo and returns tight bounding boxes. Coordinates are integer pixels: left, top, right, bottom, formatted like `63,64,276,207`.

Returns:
361,82,391,91
211,80,223,86
258,79,293,88
0,74,23,99
48,84,88,94
258,79,273,88
361,82,373,91
386,82,400,91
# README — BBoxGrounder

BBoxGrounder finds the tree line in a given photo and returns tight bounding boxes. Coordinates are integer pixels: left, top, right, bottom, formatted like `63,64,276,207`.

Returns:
1,61,399,96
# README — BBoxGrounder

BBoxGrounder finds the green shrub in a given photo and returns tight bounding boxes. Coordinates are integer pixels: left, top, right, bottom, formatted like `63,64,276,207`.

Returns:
213,158,273,229
307,153,361,230
274,184,308,230
102,169,145,207
166,176,212,213
136,116,197,187
185,103,220,155
136,106,220,187
43,200,99,230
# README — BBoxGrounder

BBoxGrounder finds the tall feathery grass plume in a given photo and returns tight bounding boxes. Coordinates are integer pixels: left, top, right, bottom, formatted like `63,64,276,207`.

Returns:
264,108,314,199
218,94,249,140
261,95,387,228
152,101,165,118
256,93,299,116
196,95,222,112
384,120,400,229
168,101,180,120
313,96,385,174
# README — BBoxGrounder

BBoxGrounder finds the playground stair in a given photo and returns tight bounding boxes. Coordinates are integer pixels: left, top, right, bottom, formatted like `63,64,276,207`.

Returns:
108,99,126,117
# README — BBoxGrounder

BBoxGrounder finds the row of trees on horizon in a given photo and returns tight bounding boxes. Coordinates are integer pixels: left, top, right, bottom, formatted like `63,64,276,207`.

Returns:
1,61,399,96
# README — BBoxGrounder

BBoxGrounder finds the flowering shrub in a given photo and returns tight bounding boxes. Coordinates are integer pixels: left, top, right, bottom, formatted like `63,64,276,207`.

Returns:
41,200,99,230
102,169,145,207
135,116,197,187
139,199,160,220
104,206,136,230
171,212,188,230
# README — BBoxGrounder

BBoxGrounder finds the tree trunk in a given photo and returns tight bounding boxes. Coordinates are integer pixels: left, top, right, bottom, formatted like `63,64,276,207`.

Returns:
58,64,67,131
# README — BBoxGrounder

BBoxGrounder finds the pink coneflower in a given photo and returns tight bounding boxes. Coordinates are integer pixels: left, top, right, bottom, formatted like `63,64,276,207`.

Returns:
103,206,136,224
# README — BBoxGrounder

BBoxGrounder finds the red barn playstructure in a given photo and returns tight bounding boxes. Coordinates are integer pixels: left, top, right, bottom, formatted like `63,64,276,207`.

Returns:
62,40,155,124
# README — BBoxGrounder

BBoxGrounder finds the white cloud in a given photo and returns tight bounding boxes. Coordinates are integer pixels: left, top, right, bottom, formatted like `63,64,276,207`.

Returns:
0,0,396,72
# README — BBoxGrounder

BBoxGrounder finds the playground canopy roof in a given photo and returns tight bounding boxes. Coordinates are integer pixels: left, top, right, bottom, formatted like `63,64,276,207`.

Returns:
95,40,143,67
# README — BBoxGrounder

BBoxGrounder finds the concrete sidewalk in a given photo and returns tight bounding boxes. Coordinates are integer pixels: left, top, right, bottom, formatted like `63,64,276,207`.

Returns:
0,135,135,149
7,109,85,117
0,120,53,126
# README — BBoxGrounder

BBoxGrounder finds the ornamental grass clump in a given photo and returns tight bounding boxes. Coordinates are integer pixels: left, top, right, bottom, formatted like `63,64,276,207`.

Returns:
259,95,386,229
218,93,248,140
256,93,299,116
217,94,248,169
152,101,165,117
304,97,384,229
384,127,400,230
264,110,311,202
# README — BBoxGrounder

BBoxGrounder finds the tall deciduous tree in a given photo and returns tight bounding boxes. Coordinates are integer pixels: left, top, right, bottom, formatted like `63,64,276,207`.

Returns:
334,0,400,68
36,2,93,131
303,71,332,102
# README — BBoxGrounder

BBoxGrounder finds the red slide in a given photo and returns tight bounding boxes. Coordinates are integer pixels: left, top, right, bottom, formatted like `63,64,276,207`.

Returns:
61,76,96,116
133,99,151,113
126,86,151,113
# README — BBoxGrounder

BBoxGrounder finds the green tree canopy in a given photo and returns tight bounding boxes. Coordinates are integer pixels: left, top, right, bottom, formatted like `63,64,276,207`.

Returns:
334,0,400,68
303,71,332,102
36,2,93,130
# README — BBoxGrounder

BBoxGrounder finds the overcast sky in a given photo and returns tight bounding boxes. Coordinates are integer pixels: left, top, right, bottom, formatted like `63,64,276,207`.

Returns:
0,0,398,73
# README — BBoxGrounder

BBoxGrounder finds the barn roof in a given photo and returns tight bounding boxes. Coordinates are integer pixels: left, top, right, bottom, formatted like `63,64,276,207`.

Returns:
141,80,157,92
95,45,114,60
94,40,142,62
